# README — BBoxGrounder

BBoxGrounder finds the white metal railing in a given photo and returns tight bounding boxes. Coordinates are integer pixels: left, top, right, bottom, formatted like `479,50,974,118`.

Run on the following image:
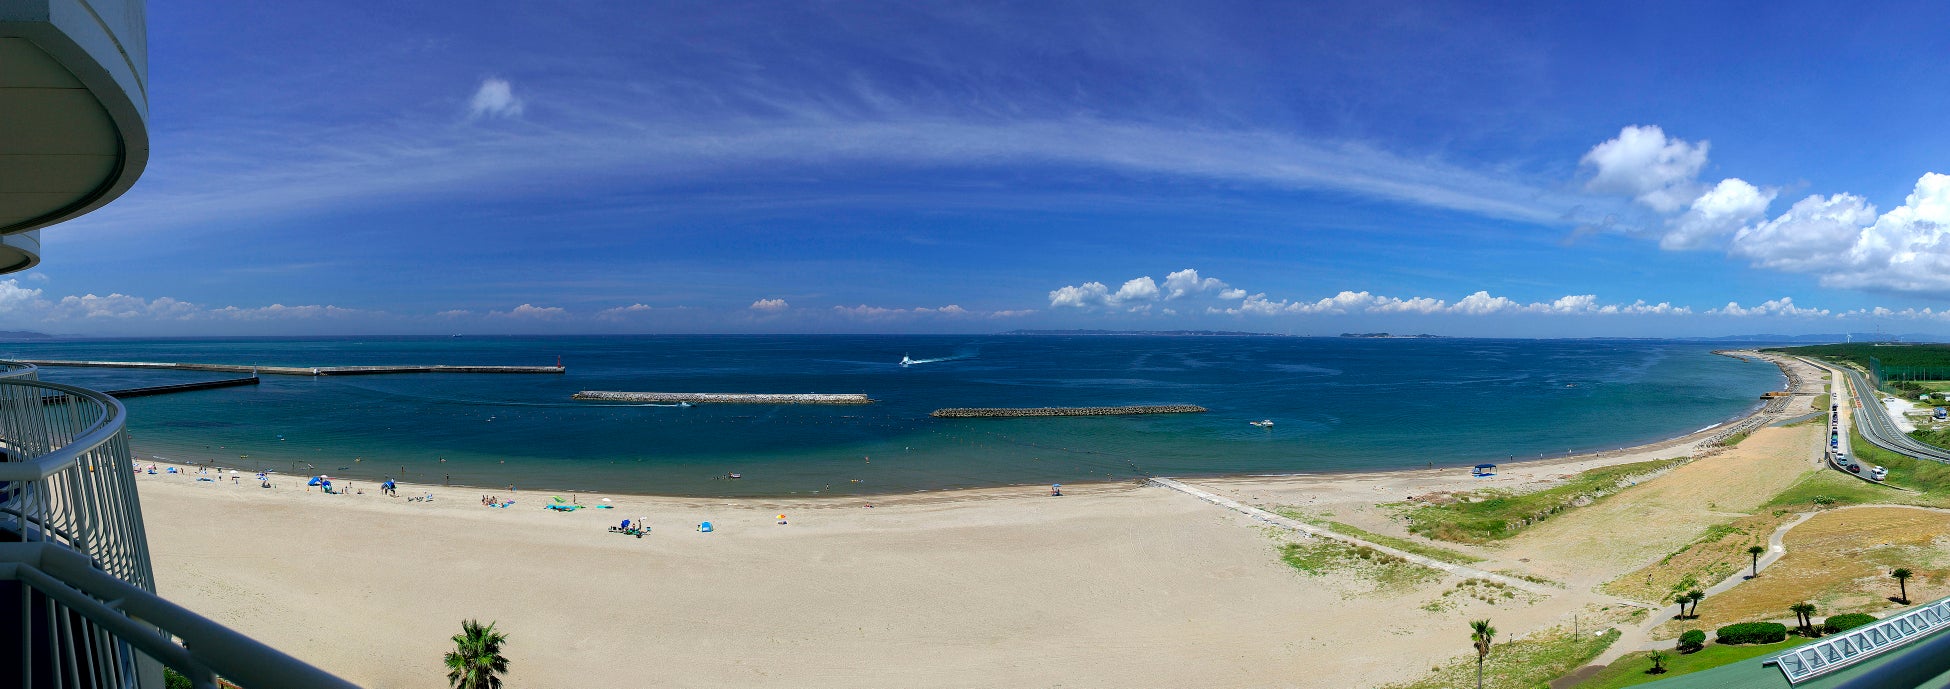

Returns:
0,359,41,380
1772,595,1950,683
0,379,359,688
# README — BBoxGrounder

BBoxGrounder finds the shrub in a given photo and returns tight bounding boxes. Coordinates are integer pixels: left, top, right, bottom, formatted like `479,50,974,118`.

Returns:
164,669,192,689
1678,629,1706,652
1824,613,1877,634
1717,622,1788,645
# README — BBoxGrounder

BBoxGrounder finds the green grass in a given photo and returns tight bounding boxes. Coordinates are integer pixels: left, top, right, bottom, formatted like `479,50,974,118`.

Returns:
1278,539,1441,591
1571,638,1811,689
1405,458,1682,543
1813,393,1830,411
1384,627,1620,689
1322,520,1486,565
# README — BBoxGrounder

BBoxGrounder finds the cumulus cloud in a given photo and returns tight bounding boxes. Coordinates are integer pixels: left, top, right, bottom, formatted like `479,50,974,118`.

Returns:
0,280,44,312
1724,173,1950,294
749,298,789,313
1161,269,1229,300
1582,125,1710,213
832,304,972,319
492,304,565,319
1663,178,1775,250
1049,269,1226,310
435,309,474,318
468,78,524,119
1708,297,1829,317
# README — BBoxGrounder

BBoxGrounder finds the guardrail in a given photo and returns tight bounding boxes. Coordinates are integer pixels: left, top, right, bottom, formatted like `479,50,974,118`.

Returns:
0,378,358,688
0,359,41,380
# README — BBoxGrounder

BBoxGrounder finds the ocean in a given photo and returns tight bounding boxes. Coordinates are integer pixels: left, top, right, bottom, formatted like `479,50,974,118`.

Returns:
5,335,1785,497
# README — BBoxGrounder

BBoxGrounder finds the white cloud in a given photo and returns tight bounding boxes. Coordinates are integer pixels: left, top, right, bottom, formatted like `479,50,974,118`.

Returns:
435,309,474,318
492,303,565,319
1729,193,1875,275
749,298,790,312
1662,178,1774,250
468,78,524,119
831,304,973,319
1582,125,1710,213
1161,269,1229,300
205,304,362,320
1723,173,1950,294
1049,282,1111,309
52,293,199,320
1114,277,1159,303
0,280,44,312
1708,297,1829,317
596,303,669,320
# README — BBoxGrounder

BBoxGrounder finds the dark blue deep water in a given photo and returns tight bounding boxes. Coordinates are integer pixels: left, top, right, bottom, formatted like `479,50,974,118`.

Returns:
4,336,1784,496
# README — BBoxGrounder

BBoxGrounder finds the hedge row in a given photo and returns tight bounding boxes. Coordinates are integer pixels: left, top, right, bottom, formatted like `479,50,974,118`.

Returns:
1717,622,1788,645
1824,613,1877,634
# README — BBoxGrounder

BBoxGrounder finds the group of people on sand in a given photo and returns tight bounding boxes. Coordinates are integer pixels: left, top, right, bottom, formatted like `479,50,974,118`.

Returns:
480,494,513,507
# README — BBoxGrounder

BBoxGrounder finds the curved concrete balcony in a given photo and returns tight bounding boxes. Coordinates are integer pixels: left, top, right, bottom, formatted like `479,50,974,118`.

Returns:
0,0,150,270
0,359,41,380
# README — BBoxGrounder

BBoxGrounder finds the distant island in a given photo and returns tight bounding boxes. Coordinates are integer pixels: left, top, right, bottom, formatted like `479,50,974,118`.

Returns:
0,330,53,340
1002,329,1284,337
1339,332,1445,339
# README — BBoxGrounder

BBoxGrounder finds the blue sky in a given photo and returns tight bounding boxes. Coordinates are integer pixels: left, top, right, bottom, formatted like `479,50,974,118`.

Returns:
13,1,1950,336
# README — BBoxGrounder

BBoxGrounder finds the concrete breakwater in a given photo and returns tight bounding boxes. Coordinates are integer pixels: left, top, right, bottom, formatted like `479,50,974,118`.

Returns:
105,375,260,398
572,391,874,405
24,360,564,376
931,405,1207,418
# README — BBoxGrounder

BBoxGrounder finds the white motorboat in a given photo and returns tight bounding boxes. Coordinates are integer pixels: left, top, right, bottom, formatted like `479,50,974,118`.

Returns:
1250,419,1274,428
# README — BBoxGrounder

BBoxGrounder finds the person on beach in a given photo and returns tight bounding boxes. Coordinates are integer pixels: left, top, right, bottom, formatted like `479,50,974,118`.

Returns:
1050,484,1062,496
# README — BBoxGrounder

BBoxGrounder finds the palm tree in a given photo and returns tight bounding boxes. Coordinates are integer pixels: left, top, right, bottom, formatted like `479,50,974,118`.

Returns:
1893,568,1913,604
1748,545,1766,578
1790,603,1817,636
1471,619,1496,689
1686,589,1706,619
444,619,510,689
1647,649,1669,675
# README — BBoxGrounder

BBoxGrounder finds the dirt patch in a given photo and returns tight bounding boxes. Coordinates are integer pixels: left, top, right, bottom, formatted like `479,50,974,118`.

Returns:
1602,511,1796,604
1491,424,1819,589
1660,506,1950,635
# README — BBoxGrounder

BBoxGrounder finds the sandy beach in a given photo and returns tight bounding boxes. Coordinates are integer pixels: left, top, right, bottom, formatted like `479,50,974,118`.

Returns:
130,351,1823,688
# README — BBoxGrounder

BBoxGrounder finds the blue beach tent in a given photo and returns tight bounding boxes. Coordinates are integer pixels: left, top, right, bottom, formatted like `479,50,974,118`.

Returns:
1471,463,1496,477
699,521,714,532
307,476,322,486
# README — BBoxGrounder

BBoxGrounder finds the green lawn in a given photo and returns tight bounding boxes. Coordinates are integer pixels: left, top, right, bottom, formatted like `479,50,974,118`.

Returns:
1572,638,1810,689
1405,458,1682,543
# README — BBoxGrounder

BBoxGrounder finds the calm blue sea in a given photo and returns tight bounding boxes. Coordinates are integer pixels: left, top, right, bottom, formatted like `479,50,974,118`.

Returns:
4,336,1784,497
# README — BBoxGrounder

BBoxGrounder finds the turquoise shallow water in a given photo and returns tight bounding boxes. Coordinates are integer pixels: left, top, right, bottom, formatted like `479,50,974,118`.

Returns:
6,336,1784,497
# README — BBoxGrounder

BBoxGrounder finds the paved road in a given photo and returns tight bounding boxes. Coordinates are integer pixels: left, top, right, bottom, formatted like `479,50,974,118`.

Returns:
1822,361,1950,463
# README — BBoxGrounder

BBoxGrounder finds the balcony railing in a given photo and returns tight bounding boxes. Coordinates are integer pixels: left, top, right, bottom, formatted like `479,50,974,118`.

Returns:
0,379,357,688
0,359,42,380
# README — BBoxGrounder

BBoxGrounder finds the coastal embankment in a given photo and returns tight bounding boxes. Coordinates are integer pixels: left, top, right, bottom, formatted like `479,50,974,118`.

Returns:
571,391,874,404
931,404,1207,418
24,359,564,376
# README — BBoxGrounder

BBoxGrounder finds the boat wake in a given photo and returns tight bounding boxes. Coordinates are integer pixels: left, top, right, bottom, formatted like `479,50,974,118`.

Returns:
899,353,974,367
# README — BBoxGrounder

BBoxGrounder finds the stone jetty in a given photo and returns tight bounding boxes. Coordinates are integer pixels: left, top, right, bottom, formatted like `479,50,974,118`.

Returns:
105,375,260,398
572,391,874,405
24,360,564,376
931,405,1207,418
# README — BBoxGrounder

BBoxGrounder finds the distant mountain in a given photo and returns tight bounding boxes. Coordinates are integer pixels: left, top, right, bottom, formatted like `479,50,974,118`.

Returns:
0,330,54,341
1002,329,1284,337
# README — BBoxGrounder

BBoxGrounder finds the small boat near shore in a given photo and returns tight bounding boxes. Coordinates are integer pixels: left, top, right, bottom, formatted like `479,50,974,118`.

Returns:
1250,419,1274,428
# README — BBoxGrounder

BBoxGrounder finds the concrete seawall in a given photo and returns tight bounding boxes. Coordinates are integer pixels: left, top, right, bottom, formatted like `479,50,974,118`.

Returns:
572,391,874,405
24,360,564,376
931,405,1207,418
